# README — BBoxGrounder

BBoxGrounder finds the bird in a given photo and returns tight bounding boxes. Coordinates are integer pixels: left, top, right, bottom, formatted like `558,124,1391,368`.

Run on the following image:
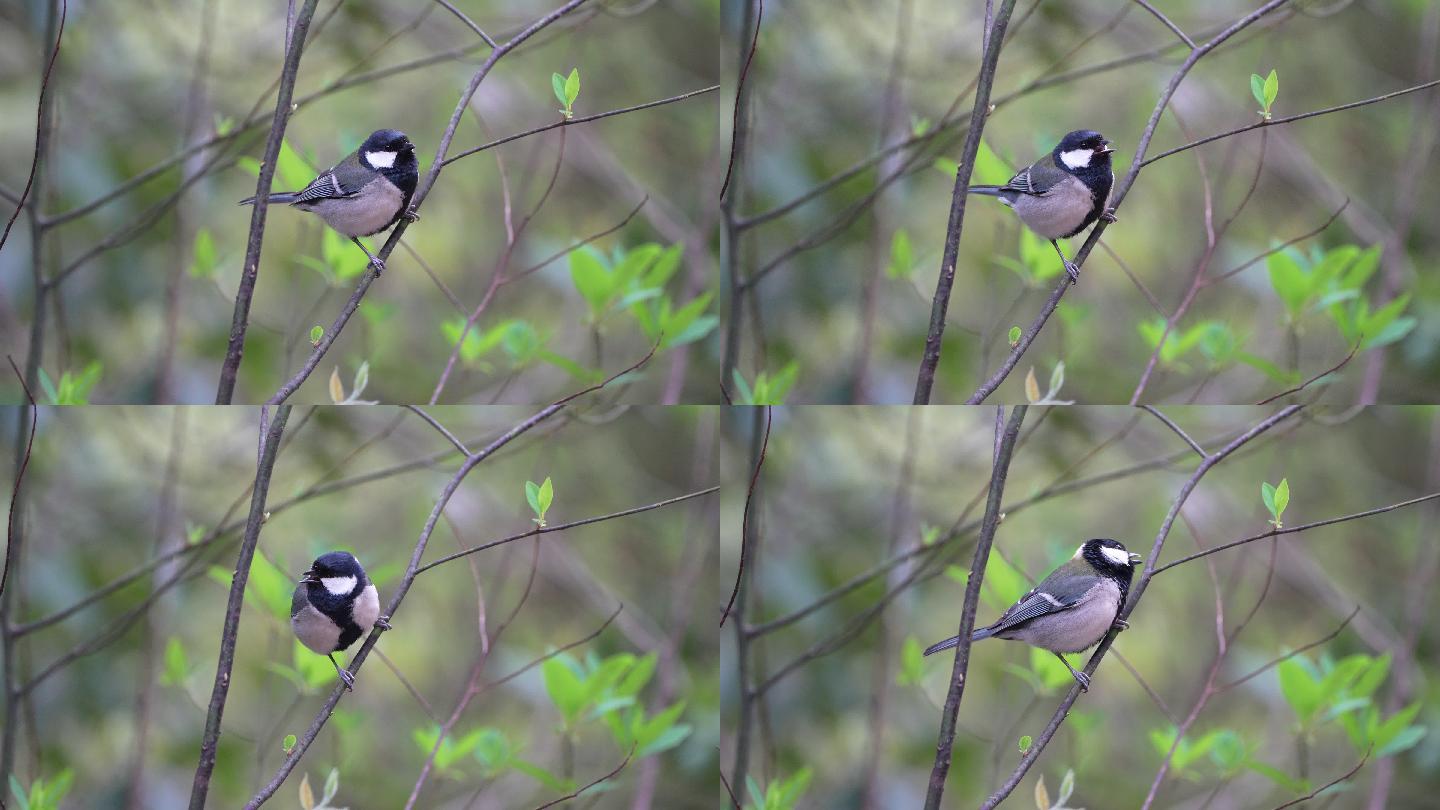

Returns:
290,551,389,690
239,128,419,274
967,130,1116,283
923,538,1140,691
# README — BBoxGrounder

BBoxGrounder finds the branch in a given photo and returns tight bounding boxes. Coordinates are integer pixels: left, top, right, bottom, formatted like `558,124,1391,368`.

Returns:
720,406,771,627
530,745,635,810
1133,0,1195,48
1255,340,1361,405
0,0,66,256
912,0,1017,404
215,0,320,403
414,487,717,575
1151,491,1440,576
1141,406,1206,458
1270,750,1370,810
188,406,292,809
433,0,497,47
924,405,1026,809
1141,79,1440,167
443,86,717,166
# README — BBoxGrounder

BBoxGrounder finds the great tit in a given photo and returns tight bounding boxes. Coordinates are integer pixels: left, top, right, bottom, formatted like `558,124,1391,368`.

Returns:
967,130,1115,283
239,128,419,274
924,538,1140,691
290,551,390,690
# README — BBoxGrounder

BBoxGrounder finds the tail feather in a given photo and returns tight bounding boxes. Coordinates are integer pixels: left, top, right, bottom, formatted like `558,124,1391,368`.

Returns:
966,185,1007,197
923,624,997,656
237,192,300,206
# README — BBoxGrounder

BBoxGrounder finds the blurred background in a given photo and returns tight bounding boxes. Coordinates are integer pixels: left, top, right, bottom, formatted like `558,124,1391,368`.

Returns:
0,0,719,404
1,405,717,807
720,0,1440,404
721,406,1439,807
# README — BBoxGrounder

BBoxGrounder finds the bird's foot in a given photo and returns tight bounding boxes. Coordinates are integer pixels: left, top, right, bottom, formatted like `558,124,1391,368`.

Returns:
1100,208,1118,224
338,669,355,691
367,255,386,275
1112,618,1130,632
402,207,420,223
375,615,392,631
1073,669,1091,692
1064,259,1081,284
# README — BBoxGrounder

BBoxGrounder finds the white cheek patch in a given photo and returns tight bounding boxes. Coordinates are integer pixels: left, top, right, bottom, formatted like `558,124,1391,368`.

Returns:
365,150,397,169
322,575,357,596
1100,546,1132,567
1059,148,1093,170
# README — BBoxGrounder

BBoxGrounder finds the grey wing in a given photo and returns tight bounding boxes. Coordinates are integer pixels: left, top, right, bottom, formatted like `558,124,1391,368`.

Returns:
988,579,1091,633
290,171,352,204
1002,163,1067,196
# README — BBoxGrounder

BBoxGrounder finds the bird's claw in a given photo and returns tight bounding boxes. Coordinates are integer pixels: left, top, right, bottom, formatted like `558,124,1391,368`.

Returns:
1112,618,1130,632
1100,208,1118,224
1074,670,1091,692
368,255,386,274
1063,260,1081,284
402,208,420,223
338,668,355,691
375,616,392,630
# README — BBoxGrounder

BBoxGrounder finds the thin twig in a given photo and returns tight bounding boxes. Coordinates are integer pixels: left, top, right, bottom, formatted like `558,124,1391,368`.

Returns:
1141,406,1207,458
433,0,497,47
529,745,635,809
0,0,66,256
720,407,771,627
403,405,472,455
1255,340,1361,405
1269,750,1370,810
1133,0,1196,48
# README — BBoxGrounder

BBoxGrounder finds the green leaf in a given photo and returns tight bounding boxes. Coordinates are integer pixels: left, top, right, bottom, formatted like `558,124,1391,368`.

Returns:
886,229,914,279
1262,481,1277,518
570,247,612,316
514,759,574,793
1273,478,1290,520
309,325,324,345
551,72,567,107
1008,325,1021,346
564,68,580,107
538,477,554,516
1250,74,1266,109
542,655,587,725
276,139,314,193
973,138,1011,186
1018,734,1032,754
1278,656,1323,725
1267,251,1310,318
190,228,218,278
897,636,926,686
162,636,189,686
283,733,297,753
1246,759,1309,793
526,481,543,518
1264,69,1279,110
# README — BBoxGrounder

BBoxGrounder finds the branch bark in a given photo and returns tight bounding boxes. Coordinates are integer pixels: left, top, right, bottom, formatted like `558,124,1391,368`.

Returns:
188,405,292,809
923,404,1026,808
912,0,1017,404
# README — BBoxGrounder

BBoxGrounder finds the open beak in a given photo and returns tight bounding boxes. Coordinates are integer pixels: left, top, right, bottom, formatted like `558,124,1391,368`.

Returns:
1097,142,1115,154
299,569,319,584
1128,553,1143,565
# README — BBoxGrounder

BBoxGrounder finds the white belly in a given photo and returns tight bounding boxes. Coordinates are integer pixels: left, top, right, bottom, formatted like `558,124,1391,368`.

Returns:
1008,175,1095,239
296,176,403,237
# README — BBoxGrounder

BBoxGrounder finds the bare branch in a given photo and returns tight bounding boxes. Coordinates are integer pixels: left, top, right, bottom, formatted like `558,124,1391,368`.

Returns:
1141,406,1207,458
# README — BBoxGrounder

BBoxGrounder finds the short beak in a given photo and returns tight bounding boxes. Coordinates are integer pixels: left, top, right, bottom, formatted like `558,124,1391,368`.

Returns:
1128,553,1143,565
1097,143,1115,154
299,569,319,584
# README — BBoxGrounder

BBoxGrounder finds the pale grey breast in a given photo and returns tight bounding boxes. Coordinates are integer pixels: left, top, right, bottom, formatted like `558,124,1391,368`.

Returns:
291,602,342,654
297,176,404,237
1007,174,1094,240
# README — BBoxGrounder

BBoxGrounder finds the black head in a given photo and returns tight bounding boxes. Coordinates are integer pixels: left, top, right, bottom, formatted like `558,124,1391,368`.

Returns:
300,551,367,590
357,129,419,192
1080,538,1139,598
1052,130,1114,174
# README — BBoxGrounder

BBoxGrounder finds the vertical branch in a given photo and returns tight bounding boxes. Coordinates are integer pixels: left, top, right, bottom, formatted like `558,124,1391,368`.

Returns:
923,404,1026,809
188,406,293,810
912,0,1018,404
719,0,760,400
727,405,768,797
0,386,39,787
214,0,320,403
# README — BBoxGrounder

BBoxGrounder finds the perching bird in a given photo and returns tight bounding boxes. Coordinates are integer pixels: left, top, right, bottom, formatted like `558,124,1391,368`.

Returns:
924,538,1140,691
239,128,419,274
967,130,1115,283
290,551,389,690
